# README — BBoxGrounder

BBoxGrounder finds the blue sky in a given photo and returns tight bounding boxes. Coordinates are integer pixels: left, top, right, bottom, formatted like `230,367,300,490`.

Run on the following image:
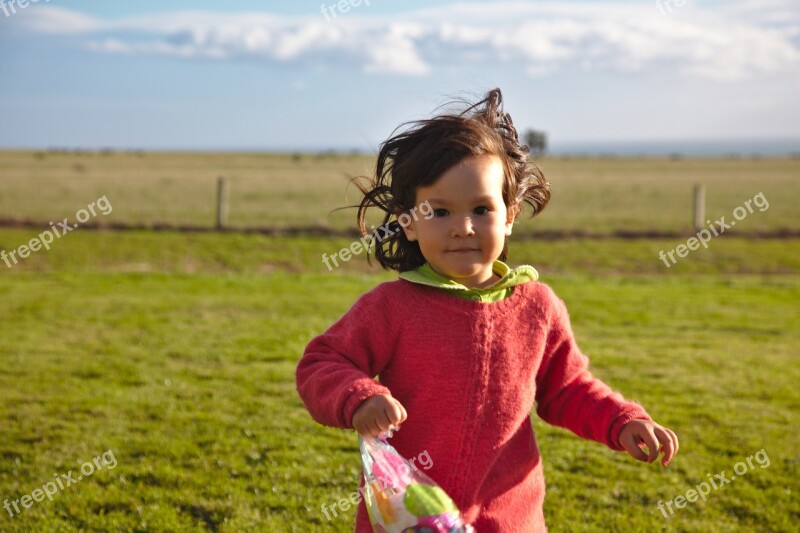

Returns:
0,0,798,151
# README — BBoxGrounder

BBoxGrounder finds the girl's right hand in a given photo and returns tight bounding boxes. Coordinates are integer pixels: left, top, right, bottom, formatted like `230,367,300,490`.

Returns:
352,394,408,437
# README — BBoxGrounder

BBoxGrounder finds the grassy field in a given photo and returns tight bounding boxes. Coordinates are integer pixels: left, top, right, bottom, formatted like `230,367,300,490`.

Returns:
1,152,799,531
1,151,798,235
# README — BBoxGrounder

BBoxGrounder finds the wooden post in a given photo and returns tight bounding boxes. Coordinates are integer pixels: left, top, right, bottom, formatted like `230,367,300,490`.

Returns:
693,184,705,231
216,176,228,230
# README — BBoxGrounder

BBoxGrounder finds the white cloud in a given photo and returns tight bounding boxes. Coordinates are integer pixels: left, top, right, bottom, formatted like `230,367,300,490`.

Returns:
17,2,800,81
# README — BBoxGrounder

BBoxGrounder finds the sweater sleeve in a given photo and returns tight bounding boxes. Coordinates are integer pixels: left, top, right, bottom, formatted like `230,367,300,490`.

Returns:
534,286,651,450
295,284,397,430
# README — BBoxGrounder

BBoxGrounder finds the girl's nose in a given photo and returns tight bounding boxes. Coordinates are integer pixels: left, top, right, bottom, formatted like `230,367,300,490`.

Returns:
451,216,475,238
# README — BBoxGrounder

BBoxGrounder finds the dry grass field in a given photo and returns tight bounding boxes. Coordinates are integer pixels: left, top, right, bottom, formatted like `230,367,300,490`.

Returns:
1,151,797,235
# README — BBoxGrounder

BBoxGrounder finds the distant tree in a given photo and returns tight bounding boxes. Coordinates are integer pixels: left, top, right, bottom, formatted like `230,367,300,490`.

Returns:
524,129,548,157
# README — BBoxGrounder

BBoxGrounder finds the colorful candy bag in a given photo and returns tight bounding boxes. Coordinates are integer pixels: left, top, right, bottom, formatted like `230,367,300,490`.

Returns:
359,430,474,533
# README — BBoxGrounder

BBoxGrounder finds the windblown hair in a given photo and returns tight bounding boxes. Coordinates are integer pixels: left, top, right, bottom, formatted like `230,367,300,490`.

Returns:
356,88,550,272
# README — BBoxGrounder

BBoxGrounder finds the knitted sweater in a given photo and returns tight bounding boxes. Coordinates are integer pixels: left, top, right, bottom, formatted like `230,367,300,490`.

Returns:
296,279,651,532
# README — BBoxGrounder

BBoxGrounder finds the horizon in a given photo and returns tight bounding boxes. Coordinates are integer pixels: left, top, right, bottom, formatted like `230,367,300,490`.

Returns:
2,137,798,157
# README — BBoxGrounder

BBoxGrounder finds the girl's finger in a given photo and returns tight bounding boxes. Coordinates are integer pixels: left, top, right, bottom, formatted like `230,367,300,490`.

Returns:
397,402,408,423
386,403,404,425
622,432,648,462
641,427,660,463
666,427,680,455
655,427,676,466
664,427,680,464
358,420,374,437
377,410,393,431
371,416,386,436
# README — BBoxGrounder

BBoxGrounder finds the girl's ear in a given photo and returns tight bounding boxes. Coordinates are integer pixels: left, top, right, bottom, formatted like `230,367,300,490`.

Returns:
402,218,418,242
505,204,519,236
394,206,419,241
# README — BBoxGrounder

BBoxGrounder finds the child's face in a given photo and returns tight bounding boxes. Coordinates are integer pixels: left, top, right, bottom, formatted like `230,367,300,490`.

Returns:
402,154,516,289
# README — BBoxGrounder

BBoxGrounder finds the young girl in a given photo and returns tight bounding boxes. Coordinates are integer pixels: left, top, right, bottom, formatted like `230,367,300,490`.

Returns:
296,88,678,532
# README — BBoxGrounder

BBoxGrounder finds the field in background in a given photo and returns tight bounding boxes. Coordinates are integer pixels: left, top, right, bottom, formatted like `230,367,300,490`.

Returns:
0,151,798,531
1,151,798,235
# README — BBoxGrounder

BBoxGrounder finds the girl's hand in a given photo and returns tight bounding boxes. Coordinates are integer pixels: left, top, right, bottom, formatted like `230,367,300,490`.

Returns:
619,419,679,467
352,394,408,437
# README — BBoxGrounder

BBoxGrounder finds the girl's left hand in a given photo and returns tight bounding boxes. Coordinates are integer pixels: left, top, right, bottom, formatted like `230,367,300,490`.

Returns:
619,419,679,467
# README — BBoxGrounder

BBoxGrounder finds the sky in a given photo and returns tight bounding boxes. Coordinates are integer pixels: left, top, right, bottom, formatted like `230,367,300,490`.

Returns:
0,0,798,152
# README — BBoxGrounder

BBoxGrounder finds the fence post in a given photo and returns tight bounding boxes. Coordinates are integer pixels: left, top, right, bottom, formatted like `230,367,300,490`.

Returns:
693,184,705,231
216,176,228,230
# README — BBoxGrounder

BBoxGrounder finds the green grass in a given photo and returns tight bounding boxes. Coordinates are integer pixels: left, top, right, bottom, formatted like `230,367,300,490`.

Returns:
1,150,799,235
0,229,798,531
1,228,798,276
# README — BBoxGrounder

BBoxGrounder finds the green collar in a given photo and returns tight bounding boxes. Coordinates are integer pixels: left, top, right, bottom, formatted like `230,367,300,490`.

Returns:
399,260,538,302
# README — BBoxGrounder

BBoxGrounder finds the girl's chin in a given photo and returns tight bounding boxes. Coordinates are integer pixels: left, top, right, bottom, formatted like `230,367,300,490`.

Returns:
437,266,494,285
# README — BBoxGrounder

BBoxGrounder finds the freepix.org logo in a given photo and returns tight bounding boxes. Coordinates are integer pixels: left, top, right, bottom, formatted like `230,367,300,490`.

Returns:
0,0,51,18
658,192,769,268
322,200,434,271
655,449,770,519
3,450,117,518
1,195,112,268
656,0,687,16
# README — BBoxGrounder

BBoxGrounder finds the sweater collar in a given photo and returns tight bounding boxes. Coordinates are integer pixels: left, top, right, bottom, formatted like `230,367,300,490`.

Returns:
399,260,538,302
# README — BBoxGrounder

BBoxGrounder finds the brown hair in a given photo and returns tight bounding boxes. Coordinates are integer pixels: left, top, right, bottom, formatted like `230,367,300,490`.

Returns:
355,88,550,272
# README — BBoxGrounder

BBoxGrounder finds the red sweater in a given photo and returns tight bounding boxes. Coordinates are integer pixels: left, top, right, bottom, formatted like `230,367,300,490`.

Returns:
296,279,650,532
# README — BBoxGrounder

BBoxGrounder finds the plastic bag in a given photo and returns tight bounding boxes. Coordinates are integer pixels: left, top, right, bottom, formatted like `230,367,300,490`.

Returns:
359,430,474,533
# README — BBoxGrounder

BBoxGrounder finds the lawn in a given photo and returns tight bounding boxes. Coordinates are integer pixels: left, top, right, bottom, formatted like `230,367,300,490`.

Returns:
0,228,798,532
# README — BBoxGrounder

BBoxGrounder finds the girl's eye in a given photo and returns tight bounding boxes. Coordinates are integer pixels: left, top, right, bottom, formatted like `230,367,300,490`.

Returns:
433,208,449,217
474,206,490,215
